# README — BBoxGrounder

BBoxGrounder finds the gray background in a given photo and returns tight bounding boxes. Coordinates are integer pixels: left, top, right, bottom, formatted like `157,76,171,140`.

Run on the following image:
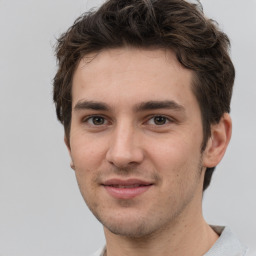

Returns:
0,0,255,255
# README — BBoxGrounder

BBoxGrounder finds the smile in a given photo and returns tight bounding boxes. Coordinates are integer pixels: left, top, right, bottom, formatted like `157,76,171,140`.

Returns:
108,184,150,188
102,179,153,199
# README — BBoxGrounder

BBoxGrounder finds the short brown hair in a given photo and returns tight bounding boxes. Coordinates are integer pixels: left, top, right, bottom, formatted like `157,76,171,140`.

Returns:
53,0,235,191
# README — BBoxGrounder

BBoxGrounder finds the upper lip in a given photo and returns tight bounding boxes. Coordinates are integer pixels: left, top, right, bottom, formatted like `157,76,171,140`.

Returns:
102,178,154,186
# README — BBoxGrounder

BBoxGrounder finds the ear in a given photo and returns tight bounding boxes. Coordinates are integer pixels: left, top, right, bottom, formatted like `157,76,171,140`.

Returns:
203,113,232,168
64,136,75,170
64,136,71,154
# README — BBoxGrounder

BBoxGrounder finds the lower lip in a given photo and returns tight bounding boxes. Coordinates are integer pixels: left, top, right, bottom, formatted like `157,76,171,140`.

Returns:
104,185,152,199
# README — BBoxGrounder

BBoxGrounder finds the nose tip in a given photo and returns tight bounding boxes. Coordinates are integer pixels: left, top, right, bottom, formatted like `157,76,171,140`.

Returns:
106,150,143,168
106,132,144,168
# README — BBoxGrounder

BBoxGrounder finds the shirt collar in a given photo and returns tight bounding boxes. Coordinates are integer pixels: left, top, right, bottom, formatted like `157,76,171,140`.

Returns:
204,226,248,256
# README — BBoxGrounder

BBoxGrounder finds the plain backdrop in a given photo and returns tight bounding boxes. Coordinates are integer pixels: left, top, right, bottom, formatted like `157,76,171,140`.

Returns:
0,0,255,255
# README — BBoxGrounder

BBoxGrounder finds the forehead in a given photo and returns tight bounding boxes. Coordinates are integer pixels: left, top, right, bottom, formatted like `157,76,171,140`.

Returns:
72,47,197,111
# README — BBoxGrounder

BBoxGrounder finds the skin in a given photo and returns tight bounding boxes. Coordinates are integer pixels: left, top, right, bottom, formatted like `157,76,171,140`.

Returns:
66,47,232,256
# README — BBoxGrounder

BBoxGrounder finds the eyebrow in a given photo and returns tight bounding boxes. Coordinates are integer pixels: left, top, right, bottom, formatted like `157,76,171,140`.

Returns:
74,100,109,111
134,100,185,112
73,100,185,113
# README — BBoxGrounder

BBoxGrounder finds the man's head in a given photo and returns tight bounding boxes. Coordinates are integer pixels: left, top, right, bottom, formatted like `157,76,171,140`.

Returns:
53,0,234,191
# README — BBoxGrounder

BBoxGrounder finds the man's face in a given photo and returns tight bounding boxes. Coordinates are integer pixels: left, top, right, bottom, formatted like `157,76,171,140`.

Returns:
68,48,207,238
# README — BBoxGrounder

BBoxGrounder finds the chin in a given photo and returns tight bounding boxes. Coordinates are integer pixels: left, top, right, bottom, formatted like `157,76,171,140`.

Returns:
97,212,162,238
105,221,154,238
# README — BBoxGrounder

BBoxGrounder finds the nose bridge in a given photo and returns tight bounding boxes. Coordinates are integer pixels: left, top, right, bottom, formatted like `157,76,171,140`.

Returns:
106,119,143,167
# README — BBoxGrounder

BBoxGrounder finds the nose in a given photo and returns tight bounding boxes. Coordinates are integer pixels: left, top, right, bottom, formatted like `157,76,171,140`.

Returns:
106,123,144,168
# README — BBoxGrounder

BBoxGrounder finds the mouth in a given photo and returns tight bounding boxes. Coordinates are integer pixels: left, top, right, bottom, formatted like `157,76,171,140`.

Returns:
102,179,153,199
107,184,150,188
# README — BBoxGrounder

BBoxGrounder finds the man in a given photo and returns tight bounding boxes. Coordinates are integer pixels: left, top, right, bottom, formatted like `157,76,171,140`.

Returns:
53,0,248,255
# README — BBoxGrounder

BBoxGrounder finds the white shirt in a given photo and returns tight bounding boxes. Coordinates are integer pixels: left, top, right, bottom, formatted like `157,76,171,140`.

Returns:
205,226,248,255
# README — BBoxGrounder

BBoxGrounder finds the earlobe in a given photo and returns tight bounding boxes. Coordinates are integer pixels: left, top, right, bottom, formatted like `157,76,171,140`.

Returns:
70,162,75,170
64,136,75,170
64,136,71,153
203,113,232,168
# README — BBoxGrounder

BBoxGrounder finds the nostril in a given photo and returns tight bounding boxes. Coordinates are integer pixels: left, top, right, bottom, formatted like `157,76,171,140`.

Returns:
106,148,144,168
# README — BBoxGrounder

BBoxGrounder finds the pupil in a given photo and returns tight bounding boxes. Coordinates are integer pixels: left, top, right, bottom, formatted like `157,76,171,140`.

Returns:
93,117,104,125
154,116,166,125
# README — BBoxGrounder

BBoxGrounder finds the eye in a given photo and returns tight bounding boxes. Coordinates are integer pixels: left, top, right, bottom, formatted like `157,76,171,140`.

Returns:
148,115,169,125
86,116,106,125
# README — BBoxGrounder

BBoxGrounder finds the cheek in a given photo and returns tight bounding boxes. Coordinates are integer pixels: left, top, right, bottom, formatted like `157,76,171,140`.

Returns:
148,135,202,182
70,132,107,170
71,137,101,196
70,136,107,199
149,135,200,165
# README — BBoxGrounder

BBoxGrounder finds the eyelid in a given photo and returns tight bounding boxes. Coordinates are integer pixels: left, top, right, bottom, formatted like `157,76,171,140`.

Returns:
82,115,110,125
81,114,176,126
145,115,175,125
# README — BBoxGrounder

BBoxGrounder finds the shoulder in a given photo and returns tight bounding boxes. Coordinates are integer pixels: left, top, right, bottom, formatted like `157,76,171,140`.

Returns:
89,246,106,256
247,250,256,256
204,226,248,256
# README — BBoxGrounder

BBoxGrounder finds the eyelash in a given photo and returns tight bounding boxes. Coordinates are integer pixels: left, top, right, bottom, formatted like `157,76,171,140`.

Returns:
83,115,110,126
82,115,174,127
146,115,173,126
